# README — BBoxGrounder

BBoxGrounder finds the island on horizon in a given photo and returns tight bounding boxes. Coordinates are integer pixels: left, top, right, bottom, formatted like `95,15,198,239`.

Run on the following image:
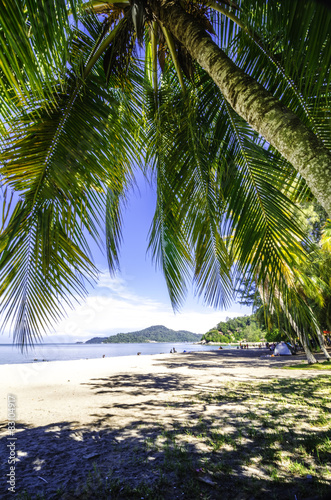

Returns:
85,325,202,344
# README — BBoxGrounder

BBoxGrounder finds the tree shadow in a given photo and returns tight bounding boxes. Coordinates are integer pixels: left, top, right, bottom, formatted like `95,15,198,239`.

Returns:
82,372,192,396
152,350,328,374
1,373,330,499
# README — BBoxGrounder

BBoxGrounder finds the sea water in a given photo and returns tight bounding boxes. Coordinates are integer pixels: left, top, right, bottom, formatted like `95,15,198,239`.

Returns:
0,342,236,365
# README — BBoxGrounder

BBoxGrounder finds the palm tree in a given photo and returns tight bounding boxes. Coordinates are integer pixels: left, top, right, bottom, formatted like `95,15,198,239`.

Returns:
255,210,331,363
0,0,330,346
302,219,331,339
1,0,330,210
151,0,331,215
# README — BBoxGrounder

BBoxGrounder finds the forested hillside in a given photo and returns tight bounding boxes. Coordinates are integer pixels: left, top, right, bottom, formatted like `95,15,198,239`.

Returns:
86,325,202,343
201,313,290,344
202,315,264,343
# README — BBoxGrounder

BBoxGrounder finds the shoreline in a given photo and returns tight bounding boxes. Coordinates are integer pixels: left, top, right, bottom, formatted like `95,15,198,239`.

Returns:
0,342,269,367
0,342,227,367
0,347,323,381
0,348,323,406
0,343,239,367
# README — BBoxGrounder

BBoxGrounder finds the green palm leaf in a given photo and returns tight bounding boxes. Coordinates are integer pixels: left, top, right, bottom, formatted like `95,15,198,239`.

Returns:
216,0,331,148
145,65,311,311
0,17,141,345
145,81,194,308
0,0,83,108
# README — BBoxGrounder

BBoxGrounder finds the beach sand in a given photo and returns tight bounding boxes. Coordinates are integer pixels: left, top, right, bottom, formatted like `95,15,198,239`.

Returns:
0,349,329,498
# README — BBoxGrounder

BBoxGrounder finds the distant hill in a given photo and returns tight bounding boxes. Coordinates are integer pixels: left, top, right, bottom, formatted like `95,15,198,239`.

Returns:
85,325,202,344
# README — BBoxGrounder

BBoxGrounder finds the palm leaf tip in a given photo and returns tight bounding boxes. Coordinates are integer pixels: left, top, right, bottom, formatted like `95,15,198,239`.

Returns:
130,0,146,45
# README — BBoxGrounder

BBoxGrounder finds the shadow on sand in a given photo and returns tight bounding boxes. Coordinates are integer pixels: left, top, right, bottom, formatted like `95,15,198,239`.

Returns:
1,370,330,500
151,348,325,374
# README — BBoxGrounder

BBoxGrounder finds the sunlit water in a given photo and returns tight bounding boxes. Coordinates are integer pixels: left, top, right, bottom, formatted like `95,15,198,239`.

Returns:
0,342,236,365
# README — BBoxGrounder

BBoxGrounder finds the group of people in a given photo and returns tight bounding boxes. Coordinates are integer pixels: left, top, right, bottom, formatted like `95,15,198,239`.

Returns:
170,347,177,353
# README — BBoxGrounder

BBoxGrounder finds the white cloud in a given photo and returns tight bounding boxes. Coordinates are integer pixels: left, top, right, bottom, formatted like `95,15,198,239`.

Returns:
53,272,251,341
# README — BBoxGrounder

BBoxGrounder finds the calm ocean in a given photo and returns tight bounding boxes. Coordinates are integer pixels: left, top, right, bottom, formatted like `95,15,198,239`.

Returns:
0,342,232,365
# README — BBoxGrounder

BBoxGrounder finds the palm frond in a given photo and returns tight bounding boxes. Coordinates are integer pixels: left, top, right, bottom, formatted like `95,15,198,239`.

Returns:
180,68,310,307
144,79,192,308
0,199,98,346
222,103,309,293
0,18,141,345
105,188,125,273
214,0,331,148
145,71,233,308
0,0,83,107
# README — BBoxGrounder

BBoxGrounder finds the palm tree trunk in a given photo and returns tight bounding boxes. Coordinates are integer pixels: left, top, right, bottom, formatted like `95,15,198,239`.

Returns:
315,327,331,360
304,303,331,360
276,296,317,364
257,283,317,364
154,1,331,216
300,333,318,365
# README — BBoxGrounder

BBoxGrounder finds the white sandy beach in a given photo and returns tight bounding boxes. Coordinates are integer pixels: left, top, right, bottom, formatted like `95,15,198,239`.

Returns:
0,349,329,498
0,349,320,426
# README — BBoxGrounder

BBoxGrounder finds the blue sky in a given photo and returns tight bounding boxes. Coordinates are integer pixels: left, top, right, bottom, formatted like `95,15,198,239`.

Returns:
0,170,252,344
49,169,252,342
0,159,252,345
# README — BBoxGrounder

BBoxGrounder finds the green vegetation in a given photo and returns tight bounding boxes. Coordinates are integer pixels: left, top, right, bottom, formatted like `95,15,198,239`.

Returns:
284,361,331,371
202,314,265,343
0,2,330,350
85,325,202,344
264,328,288,343
233,208,331,363
254,212,331,363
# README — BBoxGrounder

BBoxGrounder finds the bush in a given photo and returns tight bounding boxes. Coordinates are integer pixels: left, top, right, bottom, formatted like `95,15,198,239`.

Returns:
264,329,287,342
